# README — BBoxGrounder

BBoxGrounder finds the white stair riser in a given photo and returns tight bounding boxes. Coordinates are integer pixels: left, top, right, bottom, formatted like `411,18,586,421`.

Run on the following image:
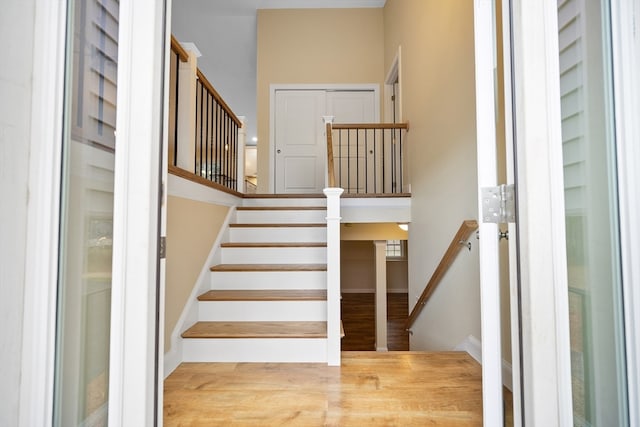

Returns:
236,210,326,224
242,198,326,208
229,227,326,243
182,338,327,363
198,301,327,321
221,247,326,264
210,271,327,289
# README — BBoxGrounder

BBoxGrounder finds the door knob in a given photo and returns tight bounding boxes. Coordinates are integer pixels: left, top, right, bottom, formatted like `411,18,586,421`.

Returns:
277,149,282,154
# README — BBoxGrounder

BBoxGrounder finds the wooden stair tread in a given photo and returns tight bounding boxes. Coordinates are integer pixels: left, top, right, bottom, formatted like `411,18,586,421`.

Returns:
220,242,326,248
182,321,327,338
198,289,327,301
210,263,327,272
237,206,325,211
229,223,326,228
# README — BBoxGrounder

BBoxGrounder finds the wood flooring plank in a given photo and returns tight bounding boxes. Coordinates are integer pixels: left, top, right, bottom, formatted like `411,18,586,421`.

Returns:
181,321,327,338
210,263,327,272
198,289,327,301
164,352,485,426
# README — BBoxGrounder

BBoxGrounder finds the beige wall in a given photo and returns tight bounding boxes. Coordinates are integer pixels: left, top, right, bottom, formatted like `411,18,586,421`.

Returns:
340,222,408,240
165,196,229,352
256,8,385,192
384,0,482,351
341,241,408,293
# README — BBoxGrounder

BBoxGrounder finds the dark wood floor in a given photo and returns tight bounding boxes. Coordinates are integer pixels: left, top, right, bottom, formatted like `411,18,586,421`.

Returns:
341,292,409,351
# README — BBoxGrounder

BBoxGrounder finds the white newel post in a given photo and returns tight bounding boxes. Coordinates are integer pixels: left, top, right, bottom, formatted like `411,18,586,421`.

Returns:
373,240,388,351
324,187,343,366
176,46,198,172
237,116,246,193
322,116,335,188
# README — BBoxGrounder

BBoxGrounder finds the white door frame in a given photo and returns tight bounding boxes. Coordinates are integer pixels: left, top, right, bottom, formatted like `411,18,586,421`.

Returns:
18,0,168,425
268,83,380,193
509,0,574,424
19,1,67,425
610,0,640,423
473,0,504,424
497,0,640,424
109,0,166,425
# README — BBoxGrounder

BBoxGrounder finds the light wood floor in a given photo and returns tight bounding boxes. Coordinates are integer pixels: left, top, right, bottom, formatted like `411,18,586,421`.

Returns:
164,351,484,426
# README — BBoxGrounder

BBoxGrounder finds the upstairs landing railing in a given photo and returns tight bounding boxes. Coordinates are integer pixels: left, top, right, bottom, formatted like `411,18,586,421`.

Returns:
169,36,245,193
405,220,479,331
325,119,409,194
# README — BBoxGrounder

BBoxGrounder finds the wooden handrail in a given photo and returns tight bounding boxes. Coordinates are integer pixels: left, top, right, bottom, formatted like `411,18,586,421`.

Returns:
326,122,336,187
196,69,242,127
169,165,243,197
331,122,409,131
405,219,479,330
170,35,189,62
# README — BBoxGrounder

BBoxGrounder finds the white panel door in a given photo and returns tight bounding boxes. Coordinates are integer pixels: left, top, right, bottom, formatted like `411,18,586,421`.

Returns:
274,90,326,194
274,90,377,194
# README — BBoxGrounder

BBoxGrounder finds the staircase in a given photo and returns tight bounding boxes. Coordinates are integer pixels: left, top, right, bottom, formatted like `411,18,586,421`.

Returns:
181,196,331,363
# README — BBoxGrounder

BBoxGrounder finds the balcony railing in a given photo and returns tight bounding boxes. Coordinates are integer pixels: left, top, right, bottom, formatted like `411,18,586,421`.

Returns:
169,37,244,193
325,121,409,194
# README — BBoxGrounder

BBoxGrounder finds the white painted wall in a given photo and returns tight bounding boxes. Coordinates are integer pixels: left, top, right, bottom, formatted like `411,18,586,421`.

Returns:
0,1,35,424
384,0,481,351
171,0,258,144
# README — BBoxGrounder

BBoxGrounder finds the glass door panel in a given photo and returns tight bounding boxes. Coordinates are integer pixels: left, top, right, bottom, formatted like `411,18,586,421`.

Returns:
54,0,119,425
556,0,628,424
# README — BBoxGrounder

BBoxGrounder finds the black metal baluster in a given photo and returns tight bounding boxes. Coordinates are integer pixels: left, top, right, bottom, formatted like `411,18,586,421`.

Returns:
373,129,377,193
347,129,351,192
356,128,359,193
399,127,403,193
382,128,386,193
339,130,342,188
391,129,396,193
365,129,368,193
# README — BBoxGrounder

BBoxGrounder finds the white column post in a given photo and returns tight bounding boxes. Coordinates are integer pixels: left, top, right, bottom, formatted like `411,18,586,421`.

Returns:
324,187,343,366
236,116,246,193
373,240,388,351
176,47,198,172
322,115,335,188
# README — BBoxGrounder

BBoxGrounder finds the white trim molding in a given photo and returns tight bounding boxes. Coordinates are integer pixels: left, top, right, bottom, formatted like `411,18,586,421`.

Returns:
109,0,166,425
610,0,640,424
473,0,503,424
511,0,574,425
455,335,514,392
19,1,67,425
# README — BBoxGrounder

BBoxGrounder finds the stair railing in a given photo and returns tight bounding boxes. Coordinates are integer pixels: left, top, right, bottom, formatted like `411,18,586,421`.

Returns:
168,36,245,194
324,120,410,194
405,220,479,331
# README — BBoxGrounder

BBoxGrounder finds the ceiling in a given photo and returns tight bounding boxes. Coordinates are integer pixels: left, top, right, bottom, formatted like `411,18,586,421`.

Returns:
195,0,386,15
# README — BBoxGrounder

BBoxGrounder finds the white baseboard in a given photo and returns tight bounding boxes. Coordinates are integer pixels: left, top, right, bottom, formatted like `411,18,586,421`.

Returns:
163,340,182,379
454,335,513,391
165,205,238,374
